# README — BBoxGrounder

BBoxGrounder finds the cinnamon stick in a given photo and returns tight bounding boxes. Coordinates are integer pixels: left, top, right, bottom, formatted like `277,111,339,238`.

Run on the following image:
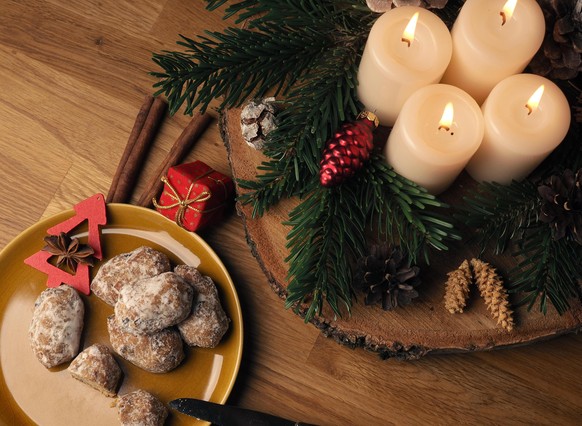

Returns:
109,96,167,204
137,111,212,207
106,95,154,203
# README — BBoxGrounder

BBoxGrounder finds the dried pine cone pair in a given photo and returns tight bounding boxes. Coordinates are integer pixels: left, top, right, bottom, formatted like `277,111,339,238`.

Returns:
444,259,514,332
366,0,450,12
354,244,420,311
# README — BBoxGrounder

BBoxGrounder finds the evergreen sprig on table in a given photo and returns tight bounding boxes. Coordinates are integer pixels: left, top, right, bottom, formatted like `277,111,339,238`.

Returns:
284,155,458,319
460,180,542,255
237,35,370,216
510,225,581,315
152,0,459,321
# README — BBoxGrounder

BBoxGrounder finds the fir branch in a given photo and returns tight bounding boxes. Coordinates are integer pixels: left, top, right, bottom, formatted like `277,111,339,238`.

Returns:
266,46,364,166
204,0,256,18
154,1,374,115
214,0,373,29
157,0,373,214
284,179,368,322
152,24,331,114
283,156,458,321
364,156,460,263
458,180,542,254
238,36,367,215
509,225,582,315
204,0,229,11
237,156,313,218
157,0,521,321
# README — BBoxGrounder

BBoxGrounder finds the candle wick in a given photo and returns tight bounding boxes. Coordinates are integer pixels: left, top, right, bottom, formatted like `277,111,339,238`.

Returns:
401,37,411,48
500,11,507,26
438,125,450,132
525,104,533,115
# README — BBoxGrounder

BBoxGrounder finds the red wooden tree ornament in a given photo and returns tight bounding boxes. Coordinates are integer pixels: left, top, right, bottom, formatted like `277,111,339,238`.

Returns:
24,194,107,295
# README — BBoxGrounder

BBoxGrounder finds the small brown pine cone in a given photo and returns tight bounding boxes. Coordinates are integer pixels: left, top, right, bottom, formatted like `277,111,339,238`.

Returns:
444,260,472,314
470,259,515,332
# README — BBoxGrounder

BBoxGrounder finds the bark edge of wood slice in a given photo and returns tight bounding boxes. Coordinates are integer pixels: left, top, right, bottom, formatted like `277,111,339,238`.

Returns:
220,107,582,360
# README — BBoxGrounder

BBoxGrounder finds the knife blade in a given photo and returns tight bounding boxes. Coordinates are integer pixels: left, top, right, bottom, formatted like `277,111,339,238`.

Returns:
169,398,311,426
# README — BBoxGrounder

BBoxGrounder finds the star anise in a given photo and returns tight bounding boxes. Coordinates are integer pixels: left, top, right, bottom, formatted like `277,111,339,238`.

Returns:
42,232,96,272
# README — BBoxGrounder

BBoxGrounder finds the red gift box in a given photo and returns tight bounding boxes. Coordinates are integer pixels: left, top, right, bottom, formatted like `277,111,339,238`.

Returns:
154,161,234,232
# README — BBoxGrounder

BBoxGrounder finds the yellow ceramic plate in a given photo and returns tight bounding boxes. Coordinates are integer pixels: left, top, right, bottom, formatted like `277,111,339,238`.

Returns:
0,204,243,426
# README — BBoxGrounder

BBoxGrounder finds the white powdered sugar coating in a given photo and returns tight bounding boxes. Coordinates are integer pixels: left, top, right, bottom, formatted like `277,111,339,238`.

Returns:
117,389,168,426
67,343,122,397
114,272,194,335
107,316,184,373
29,286,84,368
91,246,171,306
174,265,230,348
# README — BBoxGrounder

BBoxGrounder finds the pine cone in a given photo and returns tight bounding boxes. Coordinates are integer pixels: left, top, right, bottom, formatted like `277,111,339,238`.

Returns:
528,0,582,80
444,259,472,313
366,0,450,12
471,259,514,332
538,169,582,244
240,97,278,150
354,244,420,311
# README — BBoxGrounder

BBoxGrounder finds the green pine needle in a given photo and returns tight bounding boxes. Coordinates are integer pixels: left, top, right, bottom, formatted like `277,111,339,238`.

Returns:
509,226,582,315
459,178,582,314
237,7,371,216
154,1,375,115
284,184,366,321
365,156,460,263
152,25,330,114
283,157,458,322
458,179,542,254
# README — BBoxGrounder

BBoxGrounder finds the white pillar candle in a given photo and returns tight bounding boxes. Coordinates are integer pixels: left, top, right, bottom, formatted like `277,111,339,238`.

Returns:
357,6,452,127
385,84,484,194
441,0,545,104
465,74,571,184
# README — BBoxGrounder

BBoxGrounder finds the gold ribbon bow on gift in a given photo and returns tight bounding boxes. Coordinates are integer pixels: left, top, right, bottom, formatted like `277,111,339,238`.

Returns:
153,176,212,229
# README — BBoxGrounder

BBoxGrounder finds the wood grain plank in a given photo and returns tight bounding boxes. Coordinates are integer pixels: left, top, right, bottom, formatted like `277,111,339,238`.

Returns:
0,1,163,102
44,0,166,35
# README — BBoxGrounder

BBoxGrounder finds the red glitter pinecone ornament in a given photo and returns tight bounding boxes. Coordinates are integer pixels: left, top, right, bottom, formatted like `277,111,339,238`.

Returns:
319,112,379,187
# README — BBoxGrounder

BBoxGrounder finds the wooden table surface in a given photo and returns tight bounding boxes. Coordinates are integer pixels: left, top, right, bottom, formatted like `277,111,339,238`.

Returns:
1,1,581,425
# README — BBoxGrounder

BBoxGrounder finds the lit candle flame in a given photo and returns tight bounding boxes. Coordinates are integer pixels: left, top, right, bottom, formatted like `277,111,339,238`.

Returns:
438,102,454,131
401,12,419,47
526,85,544,115
500,0,518,26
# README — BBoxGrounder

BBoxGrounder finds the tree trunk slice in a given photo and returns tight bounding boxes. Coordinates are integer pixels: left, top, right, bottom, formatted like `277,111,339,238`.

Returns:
220,106,582,360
